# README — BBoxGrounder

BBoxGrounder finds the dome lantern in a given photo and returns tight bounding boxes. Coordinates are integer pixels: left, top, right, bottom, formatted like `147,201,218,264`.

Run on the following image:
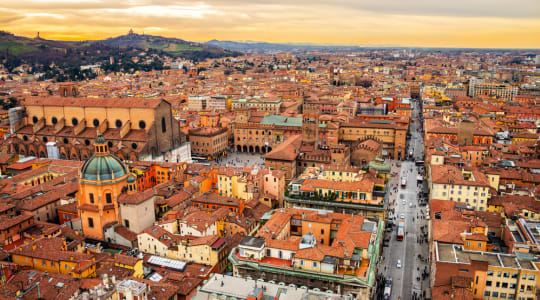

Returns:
94,131,109,155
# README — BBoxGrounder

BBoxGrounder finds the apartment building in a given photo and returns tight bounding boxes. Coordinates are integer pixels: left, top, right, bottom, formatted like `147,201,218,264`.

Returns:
230,208,384,300
286,166,387,217
433,242,540,300
429,164,492,211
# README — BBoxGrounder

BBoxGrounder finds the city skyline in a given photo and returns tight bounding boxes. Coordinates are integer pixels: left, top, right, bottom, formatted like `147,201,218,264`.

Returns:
1,0,540,48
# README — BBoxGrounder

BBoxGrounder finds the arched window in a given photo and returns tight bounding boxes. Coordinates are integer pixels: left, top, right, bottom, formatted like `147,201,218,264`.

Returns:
32,116,38,124
72,118,78,126
51,117,58,124
115,119,122,128
93,119,99,127
139,120,146,129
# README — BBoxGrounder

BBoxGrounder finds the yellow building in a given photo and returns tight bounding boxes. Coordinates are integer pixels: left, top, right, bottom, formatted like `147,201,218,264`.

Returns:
434,242,540,300
10,238,97,278
167,235,228,273
114,254,144,278
429,165,492,211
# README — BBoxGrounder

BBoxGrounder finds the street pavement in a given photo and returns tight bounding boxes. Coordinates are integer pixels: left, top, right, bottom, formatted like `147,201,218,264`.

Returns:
210,151,265,168
378,99,430,300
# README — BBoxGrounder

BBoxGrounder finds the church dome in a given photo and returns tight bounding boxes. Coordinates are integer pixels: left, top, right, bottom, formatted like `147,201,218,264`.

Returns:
80,131,128,182
81,154,127,181
127,173,136,183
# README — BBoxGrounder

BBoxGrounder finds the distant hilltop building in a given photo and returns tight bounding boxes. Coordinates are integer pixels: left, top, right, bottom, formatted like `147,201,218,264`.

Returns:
128,28,134,35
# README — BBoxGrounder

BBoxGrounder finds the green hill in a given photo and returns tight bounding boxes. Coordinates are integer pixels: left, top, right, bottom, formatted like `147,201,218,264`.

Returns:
91,32,242,59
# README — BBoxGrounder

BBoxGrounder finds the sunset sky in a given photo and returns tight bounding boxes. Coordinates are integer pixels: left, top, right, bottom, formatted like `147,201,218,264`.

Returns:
1,0,539,48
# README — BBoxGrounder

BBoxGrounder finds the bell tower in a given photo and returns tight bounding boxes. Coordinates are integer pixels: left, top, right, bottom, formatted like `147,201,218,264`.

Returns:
302,99,320,148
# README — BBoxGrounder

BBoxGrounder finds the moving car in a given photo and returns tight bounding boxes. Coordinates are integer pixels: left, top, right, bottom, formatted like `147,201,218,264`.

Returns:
400,214,405,219
396,260,402,268
383,277,392,300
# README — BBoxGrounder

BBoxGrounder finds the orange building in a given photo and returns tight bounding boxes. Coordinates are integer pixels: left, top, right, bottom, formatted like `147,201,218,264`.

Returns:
77,133,133,240
200,112,220,127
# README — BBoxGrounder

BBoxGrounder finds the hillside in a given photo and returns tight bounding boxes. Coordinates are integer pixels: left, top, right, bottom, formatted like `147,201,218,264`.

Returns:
0,31,146,69
92,32,243,60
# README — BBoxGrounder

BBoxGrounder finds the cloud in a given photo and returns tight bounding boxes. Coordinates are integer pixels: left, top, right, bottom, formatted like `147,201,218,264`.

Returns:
0,0,538,47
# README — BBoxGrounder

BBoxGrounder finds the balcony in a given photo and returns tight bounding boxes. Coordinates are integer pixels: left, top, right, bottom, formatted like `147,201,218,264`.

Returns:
229,247,371,287
235,251,292,267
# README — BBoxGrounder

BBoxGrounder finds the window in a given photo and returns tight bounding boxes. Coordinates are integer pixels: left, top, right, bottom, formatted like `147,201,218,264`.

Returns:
88,217,94,228
161,117,166,133
321,229,324,234
115,119,122,128
299,260,304,266
492,292,498,297
503,272,509,278
72,118,78,126
51,117,58,124
266,249,271,256
89,193,94,204
486,281,492,287
312,262,318,268
139,120,146,129
93,119,99,127
485,291,490,297
106,193,112,204
529,275,535,280
124,219,130,228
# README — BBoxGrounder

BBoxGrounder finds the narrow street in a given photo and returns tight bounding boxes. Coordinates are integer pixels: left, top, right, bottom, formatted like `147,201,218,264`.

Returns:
378,99,430,300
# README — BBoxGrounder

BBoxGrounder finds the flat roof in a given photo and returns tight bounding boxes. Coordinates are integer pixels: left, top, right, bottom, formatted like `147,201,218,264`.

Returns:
193,274,353,300
436,242,537,271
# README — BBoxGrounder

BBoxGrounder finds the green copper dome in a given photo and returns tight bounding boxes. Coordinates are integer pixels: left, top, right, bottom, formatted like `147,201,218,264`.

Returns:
81,154,127,181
